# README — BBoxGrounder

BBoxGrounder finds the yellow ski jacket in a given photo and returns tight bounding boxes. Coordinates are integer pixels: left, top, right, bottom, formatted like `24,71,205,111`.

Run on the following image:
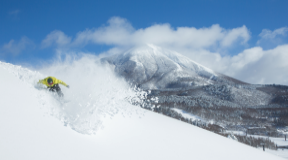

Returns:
38,76,68,88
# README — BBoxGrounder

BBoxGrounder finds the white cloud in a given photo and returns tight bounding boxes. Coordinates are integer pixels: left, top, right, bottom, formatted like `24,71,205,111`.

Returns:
229,47,264,71
72,17,134,46
131,24,224,48
41,30,72,48
221,26,250,47
257,27,288,48
177,44,288,85
1,37,34,56
230,45,288,84
259,27,288,39
75,17,250,49
44,17,250,50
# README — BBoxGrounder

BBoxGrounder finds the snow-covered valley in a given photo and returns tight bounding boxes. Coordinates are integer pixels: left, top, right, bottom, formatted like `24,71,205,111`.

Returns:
0,58,286,160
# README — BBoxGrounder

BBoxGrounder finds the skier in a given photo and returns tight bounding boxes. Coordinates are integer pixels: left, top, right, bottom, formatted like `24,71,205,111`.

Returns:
38,76,69,97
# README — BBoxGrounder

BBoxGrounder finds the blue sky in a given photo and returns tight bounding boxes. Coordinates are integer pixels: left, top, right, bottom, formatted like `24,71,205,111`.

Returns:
1,0,288,84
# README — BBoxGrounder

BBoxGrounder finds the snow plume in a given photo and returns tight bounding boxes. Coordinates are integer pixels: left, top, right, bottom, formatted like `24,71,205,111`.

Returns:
1,54,147,135
37,54,147,134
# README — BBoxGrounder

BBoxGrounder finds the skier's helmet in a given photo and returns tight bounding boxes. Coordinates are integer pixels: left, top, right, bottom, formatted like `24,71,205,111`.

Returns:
47,78,53,85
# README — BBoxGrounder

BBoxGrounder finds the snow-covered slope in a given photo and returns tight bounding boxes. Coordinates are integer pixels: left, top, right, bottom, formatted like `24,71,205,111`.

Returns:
0,57,143,134
0,60,284,160
102,44,245,89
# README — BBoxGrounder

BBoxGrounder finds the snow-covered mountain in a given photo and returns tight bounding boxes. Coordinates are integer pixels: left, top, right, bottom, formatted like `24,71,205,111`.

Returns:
102,44,288,139
102,44,245,90
0,60,285,160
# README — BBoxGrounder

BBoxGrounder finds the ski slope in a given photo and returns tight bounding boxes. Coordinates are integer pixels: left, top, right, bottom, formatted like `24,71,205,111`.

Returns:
0,59,284,160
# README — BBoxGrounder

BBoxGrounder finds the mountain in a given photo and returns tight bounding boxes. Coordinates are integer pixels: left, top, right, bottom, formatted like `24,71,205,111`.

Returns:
0,61,283,160
101,44,246,90
102,44,288,138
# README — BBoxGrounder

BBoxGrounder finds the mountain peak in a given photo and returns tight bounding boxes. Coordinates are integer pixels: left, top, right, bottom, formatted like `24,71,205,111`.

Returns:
125,44,214,73
102,45,242,89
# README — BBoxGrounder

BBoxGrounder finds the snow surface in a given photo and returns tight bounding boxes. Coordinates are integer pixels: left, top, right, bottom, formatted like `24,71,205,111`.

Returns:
0,58,285,160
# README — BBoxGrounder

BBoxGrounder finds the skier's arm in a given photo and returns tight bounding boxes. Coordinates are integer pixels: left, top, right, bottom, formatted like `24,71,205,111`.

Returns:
57,80,69,87
38,79,46,85
37,79,49,87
